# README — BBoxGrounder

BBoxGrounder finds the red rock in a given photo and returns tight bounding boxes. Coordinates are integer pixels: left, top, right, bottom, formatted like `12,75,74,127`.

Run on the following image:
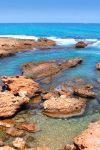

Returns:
73,85,95,98
75,41,87,48
2,76,40,98
27,146,51,150
0,119,16,128
96,63,100,70
0,38,56,58
17,123,38,133
74,120,100,150
43,95,86,118
21,58,82,82
64,144,76,150
0,91,29,118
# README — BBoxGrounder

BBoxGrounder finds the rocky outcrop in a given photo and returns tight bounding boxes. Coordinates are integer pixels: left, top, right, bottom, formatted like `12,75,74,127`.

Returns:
74,120,100,150
75,41,87,48
0,146,15,150
21,58,82,82
12,138,25,149
0,92,29,118
43,95,86,118
96,63,100,70
73,85,95,98
0,38,56,58
2,76,40,98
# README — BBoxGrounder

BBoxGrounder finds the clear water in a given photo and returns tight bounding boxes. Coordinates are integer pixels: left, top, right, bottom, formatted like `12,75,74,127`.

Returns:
0,23,100,150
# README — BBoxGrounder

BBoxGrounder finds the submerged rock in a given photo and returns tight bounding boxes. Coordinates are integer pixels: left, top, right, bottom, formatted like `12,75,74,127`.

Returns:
74,120,100,150
6,127,24,137
73,85,95,98
96,63,100,70
75,41,87,48
0,92,29,118
17,123,38,133
2,76,40,98
21,58,82,82
0,37,56,58
43,95,86,118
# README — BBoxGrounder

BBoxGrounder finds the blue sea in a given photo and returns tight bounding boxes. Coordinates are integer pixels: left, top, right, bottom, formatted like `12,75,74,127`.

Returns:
0,23,100,149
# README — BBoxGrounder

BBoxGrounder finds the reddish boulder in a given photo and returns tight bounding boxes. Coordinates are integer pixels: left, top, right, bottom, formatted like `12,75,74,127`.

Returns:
21,58,82,82
74,120,100,150
75,41,87,48
43,95,86,118
96,63,100,70
0,91,29,118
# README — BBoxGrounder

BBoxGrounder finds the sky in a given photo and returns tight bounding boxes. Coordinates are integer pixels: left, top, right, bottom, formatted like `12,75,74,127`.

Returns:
0,0,100,23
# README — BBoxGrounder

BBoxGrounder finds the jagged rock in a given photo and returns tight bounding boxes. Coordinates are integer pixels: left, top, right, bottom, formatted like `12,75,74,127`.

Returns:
74,120,100,150
73,85,95,98
75,41,87,48
43,95,86,118
2,76,40,98
21,58,82,82
0,120,16,128
96,63,100,70
0,92,29,118
64,144,76,150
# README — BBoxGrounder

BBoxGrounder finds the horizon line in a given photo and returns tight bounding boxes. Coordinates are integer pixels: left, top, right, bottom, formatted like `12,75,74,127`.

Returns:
0,22,100,24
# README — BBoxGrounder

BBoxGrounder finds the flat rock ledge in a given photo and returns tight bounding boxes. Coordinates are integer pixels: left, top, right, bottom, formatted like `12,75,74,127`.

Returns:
96,63,100,70
0,37,56,58
1,76,40,98
74,120,100,150
21,58,82,82
0,91,29,118
43,95,86,118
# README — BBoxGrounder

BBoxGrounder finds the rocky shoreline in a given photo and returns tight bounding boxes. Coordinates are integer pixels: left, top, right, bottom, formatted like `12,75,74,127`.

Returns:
0,37,99,150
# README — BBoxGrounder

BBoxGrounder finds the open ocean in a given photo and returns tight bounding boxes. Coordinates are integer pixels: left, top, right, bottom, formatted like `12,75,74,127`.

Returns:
0,23,100,150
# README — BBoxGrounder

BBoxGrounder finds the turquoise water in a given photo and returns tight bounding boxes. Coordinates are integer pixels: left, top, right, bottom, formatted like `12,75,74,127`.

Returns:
0,24,100,150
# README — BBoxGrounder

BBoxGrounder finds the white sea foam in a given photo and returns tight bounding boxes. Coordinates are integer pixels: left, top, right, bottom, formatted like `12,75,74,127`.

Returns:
0,35,39,41
0,35,100,48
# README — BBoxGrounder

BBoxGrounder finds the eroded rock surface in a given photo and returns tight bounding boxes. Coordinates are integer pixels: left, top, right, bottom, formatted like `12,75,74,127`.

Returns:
21,58,82,82
0,38,56,58
0,92,29,118
73,85,95,98
74,120,100,150
2,76,40,98
43,95,86,118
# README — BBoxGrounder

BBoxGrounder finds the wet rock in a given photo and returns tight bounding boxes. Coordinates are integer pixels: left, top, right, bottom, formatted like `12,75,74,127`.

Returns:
6,127,24,137
0,138,4,147
0,91,29,118
12,137,25,149
73,85,95,98
75,41,87,48
2,76,41,98
96,78,100,83
42,92,59,100
96,63,100,70
0,146,15,150
64,144,76,150
17,123,39,133
0,38,56,58
74,120,100,150
21,58,82,82
43,95,86,118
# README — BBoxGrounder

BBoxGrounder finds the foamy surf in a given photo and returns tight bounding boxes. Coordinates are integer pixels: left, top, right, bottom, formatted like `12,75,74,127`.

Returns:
0,35,100,48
